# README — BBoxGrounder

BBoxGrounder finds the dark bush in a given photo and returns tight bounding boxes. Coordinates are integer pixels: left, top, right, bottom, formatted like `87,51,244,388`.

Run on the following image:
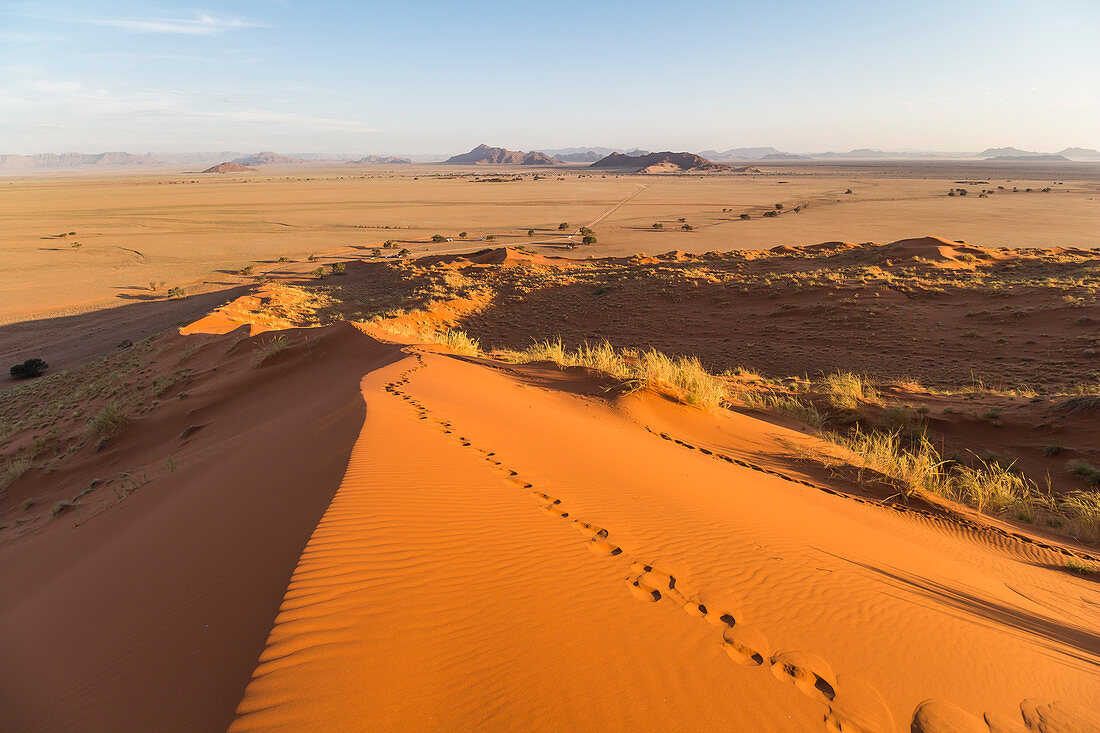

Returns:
10,358,48,379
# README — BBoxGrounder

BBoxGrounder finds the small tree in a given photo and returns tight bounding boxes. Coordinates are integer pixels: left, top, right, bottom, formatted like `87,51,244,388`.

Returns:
10,358,48,379
557,222,569,230
431,234,446,243
652,223,663,229
308,253,319,262
527,229,535,237
681,224,693,231
459,231,467,238
582,235,597,245
398,248,411,257
239,265,254,276
678,217,686,223
739,213,750,220
845,189,853,194
70,242,82,249
331,262,347,275
578,226,593,236
383,240,394,249
371,248,381,258
774,203,783,210
311,267,325,278
167,286,186,298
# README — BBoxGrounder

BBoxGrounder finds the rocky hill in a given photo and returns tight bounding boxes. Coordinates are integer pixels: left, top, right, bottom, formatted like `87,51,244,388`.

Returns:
444,144,557,165
589,151,727,173
231,151,302,166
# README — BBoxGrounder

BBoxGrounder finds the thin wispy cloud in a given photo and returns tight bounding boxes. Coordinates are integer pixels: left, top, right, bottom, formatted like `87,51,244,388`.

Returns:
82,12,263,36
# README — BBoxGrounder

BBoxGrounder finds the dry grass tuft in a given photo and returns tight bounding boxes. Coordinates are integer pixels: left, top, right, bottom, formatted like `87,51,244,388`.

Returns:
512,339,727,411
86,403,126,438
819,372,879,409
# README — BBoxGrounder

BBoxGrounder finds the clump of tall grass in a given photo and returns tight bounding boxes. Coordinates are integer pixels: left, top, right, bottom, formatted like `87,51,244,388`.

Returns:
1062,491,1100,538
953,458,1035,515
252,334,291,365
826,427,1100,539
514,338,727,410
819,371,878,409
369,318,481,357
742,392,825,428
1,454,33,491
86,403,126,437
834,428,948,497
435,329,480,356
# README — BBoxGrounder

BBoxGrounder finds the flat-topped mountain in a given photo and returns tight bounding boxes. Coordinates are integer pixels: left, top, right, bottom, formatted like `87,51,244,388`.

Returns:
444,144,557,165
589,151,727,173
231,151,302,166
984,154,1070,162
201,162,258,173
699,147,785,160
0,152,154,170
346,155,412,164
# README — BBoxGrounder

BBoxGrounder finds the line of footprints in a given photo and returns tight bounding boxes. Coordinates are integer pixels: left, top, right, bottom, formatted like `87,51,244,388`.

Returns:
382,352,1100,733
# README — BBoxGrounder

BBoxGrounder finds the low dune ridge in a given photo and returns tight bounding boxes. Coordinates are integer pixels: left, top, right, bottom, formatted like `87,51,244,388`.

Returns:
2,237,1098,732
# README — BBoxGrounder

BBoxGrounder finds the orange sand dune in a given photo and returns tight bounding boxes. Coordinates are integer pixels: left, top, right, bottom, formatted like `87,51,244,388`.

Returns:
3,318,1098,732
229,346,1100,732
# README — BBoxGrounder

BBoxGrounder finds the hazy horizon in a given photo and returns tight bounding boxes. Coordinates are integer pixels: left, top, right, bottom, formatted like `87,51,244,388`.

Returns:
2,0,1098,155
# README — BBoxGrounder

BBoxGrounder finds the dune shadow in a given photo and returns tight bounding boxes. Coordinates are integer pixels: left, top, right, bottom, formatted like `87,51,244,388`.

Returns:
0,285,253,389
845,559,1100,664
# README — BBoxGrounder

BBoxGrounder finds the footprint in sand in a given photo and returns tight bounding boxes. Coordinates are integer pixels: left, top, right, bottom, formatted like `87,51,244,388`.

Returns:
823,674,894,733
529,491,570,518
571,520,608,539
769,650,837,704
721,625,769,667
625,575,662,601
586,538,622,556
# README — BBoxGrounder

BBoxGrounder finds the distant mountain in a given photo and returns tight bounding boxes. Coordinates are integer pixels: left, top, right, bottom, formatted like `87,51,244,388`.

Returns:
984,154,1070,162
1056,147,1100,160
761,153,811,160
977,147,1040,158
589,151,727,173
152,152,245,167
553,151,605,163
231,151,302,166
699,147,784,160
346,155,412,164
0,151,155,170
201,162,258,173
444,144,557,165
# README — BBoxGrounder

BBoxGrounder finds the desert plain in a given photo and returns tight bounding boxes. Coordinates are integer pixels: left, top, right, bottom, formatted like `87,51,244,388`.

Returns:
2,161,1100,732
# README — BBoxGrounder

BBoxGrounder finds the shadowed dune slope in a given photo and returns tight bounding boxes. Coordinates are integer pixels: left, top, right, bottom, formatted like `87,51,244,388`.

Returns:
230,348,1100,732
0,323,403,732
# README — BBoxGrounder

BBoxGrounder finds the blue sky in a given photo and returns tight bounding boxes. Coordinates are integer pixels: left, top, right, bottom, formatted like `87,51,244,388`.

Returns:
2,0,1098,154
